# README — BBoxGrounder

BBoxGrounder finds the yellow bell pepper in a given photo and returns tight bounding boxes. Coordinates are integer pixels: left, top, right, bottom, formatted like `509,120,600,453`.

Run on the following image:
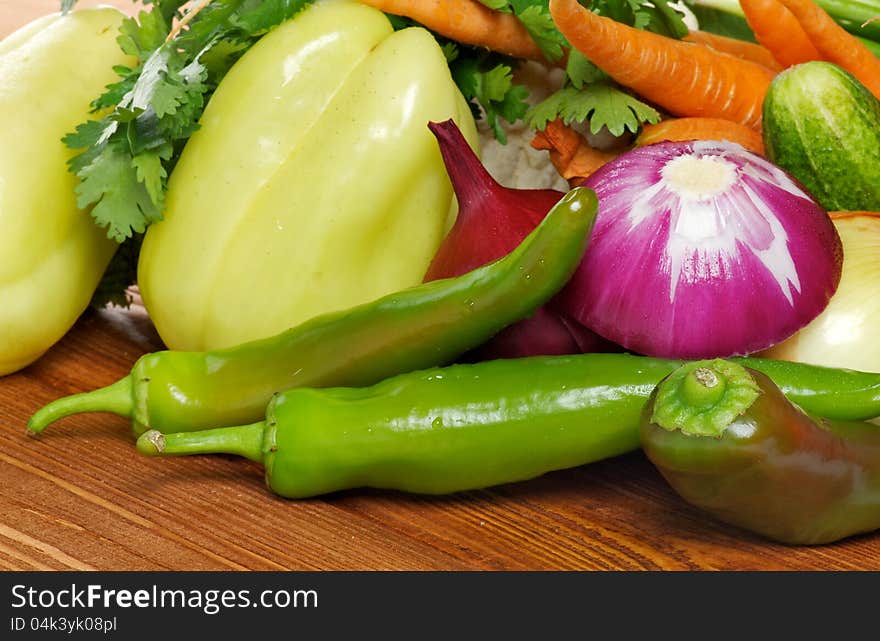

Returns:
0,8,133,376
137,0,479,351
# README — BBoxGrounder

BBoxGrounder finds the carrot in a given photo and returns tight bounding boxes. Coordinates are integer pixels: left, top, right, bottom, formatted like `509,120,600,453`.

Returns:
548,0,776,129
683,30,782,71
740,0,821,68
829,211,880,221
358,0,546,61
774,0,880,98
531,119,619,185
636,117,765,155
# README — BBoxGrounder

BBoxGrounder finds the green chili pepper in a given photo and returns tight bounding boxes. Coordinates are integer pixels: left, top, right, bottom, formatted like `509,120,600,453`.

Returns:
136,353,880,500
27,187,599,437
641,359,880,545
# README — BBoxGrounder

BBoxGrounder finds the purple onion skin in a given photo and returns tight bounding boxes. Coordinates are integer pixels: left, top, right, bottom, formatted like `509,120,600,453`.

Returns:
425,119,619,359
467,309,619,361
557,140,843,359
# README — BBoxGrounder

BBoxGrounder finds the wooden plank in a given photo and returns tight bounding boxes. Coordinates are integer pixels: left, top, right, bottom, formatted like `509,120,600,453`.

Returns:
2,0,880,571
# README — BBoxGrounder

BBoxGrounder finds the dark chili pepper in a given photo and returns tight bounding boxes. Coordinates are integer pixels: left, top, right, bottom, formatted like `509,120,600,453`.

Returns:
640,359,880,545
136,353,880,500
27,187,600,437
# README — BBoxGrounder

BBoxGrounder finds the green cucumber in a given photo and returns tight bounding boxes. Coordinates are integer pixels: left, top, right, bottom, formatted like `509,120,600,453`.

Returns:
763,61,880,212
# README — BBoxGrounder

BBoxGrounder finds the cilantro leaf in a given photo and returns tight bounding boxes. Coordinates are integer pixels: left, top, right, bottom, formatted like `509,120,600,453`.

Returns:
565,49,606,89
477,1,567,62
514,4,567,61
590,0,688,37
477,0,512,11
229,0,315,35
75,144,163,242
65,0,320,303
117,10,169,59
526,84,661,136
452,58,530,143
525,89,571,131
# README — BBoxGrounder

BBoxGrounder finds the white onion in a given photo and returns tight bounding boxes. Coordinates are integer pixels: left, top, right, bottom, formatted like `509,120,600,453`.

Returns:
555,140,843,359
761,212,880,372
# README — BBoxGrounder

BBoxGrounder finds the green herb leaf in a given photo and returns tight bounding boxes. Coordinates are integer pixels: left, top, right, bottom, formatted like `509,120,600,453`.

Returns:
590,0,688,36
452,58,530,143
527,84,661,136
75,144,162,242
229,0,314,36
477,0,512,11
515,5,566,61
566,49,606,89
66,0,319,303
477,1,567,62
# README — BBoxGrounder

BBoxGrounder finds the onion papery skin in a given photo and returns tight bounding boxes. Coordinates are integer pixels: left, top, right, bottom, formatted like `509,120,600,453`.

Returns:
556,140,843,359
761,213,880,372
424,119,617,359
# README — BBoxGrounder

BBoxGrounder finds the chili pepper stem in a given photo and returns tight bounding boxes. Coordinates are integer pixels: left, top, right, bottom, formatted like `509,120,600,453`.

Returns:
650,359,762,437
27,376,132,434
136,423,266,464
680,367,728,407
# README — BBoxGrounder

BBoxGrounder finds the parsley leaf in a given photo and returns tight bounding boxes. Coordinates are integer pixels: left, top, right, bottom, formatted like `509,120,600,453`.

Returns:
477,1,568,62
230,0,315,35
65,0,319,305
451,57,530,143
478,0,511,10
524,0,685,136
526,84,661,136
76,144,162,241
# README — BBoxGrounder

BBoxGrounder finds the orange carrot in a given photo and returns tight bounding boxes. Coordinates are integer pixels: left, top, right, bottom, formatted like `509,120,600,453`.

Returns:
548,0,776,129
775,0,880,98
683,30,782,71
531,119,619,185
829,211,880,221
358,0,545,61
636,117,765,155
740,0,822,68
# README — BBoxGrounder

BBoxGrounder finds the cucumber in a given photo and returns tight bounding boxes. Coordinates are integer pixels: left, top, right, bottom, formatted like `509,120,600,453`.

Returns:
763,61,880,212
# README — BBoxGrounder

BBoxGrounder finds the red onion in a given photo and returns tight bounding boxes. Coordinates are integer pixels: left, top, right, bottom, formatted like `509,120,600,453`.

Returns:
556,140,843,359
425,119,615,358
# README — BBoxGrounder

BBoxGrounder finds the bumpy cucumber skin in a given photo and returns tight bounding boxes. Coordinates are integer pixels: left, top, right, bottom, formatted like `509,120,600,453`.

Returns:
763,61,880,212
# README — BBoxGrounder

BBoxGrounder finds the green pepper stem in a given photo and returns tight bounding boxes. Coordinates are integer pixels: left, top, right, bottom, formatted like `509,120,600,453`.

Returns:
27,376,133,434
136,422,266,464
680,367,727,408
650,359,761,437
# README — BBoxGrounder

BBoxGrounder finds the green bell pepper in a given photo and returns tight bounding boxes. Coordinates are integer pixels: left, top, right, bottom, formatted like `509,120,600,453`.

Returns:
137,0,479,352
0,8,133,375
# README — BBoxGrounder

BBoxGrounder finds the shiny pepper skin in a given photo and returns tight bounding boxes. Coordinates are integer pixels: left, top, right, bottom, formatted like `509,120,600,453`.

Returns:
641,360,880,545
0,9,133,375
137,0,479,351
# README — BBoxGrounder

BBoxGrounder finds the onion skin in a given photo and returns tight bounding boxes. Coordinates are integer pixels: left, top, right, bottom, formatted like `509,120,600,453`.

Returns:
425,119,616,358
761,212,880,372
556,140,843,359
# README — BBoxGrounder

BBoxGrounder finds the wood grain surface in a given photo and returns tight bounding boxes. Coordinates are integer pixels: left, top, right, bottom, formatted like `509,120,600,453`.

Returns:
3,1,880,571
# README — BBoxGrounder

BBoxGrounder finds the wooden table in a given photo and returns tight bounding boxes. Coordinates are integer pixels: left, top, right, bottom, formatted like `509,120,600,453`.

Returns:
3,1,880,572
